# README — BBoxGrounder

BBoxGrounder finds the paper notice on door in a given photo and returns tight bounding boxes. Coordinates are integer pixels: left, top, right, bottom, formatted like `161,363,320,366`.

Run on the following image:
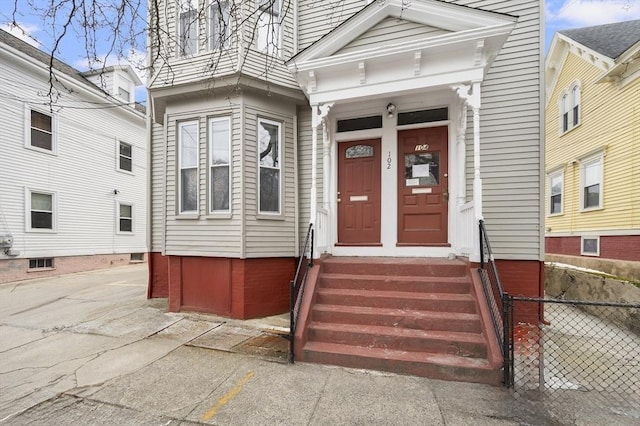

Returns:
412,187,432,194
350,195,368,202
412,164,430,178
406,178,420,186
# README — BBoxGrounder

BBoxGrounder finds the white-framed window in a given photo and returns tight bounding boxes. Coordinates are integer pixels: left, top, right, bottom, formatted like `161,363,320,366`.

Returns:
178,120,199,214
210,0,231,50
209,117,231,213
580,154,603,210
28,108,55,152
548,170,563,215
179,0,198,57
581,236,600,256
258,118,281,214
118,140,133,172
26,190,56,232
559,82,581,133
117,202,133,233
118,86,131,103
257,0,281,55
28,258,54,270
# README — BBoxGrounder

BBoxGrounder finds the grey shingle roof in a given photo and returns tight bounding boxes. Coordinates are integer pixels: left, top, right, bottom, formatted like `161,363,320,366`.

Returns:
559,19,640,60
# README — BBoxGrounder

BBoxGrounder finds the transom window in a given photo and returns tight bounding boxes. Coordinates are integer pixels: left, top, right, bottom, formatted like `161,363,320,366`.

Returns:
118,141,133,172
210,1,231,50
118,203,133,233
581,155,602,210
337,116,382,133
257,0,280,55
179,0,198,56
397,108,448,126
258,118,281,214
549,170,563,215
209,117,231,213
29,191,54,231
30,110,53,151
178,120,199,213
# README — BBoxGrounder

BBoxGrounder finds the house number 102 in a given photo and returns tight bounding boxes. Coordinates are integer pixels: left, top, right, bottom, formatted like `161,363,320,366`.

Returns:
387,152,392,169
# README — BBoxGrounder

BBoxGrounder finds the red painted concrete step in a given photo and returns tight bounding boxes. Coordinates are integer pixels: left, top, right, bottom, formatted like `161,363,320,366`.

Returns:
307,322,488,358
321,257,468,277
303,341,502,386
319,273,471,293
316,288,477,313
312,304,483,333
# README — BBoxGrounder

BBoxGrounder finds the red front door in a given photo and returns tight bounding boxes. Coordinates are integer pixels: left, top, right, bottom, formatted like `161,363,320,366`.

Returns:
397,127,449,245
337,139,381,245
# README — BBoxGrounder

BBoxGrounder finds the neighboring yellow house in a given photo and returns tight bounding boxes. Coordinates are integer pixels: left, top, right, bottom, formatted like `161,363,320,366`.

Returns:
545,20,640,266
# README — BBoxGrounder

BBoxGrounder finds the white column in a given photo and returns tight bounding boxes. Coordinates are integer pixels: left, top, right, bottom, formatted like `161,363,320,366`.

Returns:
310,105,319,231
472,81,483,221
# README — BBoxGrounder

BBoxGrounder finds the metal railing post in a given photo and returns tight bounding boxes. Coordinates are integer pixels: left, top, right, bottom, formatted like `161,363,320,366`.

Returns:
289,279,295,364
502,293,512,388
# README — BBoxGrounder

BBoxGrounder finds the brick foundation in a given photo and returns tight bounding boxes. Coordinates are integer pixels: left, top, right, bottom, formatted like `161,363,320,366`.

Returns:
495,259,544,325
148,253,295,319
0,253,146,284
546,235,640,262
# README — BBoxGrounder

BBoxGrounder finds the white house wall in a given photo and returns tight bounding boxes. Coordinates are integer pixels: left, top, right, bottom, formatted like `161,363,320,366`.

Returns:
0,49,147,261
150,120,166,252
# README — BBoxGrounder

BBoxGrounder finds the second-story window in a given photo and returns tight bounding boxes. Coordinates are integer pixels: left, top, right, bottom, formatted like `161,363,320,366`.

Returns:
571,84,580,127
30,110,54,151
210,1,231,50
257,0,280,55
118,141,133,172
559,82,581,134
179,0,198,56
179,121,199,214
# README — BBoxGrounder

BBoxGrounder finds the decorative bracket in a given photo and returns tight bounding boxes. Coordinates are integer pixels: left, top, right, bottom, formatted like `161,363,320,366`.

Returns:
450,83,480,109
414,51,422,76
312,102,334,128
474,40,485,67
359,62,366,84
308,70,316,92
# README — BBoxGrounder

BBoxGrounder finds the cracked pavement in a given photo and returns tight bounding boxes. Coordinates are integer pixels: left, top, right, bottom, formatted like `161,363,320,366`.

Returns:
1,264,636,425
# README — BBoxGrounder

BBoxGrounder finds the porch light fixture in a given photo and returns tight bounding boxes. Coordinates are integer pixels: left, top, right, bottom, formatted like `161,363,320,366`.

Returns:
386,103,396,118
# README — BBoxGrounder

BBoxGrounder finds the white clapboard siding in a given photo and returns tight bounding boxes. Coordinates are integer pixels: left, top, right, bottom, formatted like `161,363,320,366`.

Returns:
0,45,147,260
150,121,165,252
298,0,365,51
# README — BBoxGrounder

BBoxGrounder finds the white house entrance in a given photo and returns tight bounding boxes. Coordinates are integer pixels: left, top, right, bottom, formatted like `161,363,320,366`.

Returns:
337,139,382,245
397,126,449,245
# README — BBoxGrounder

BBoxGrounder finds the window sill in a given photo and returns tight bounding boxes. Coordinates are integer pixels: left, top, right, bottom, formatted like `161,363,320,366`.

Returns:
559,122,581,136
205,213,232,220
581,252,600,257
547,212,564,217
26,228,57,234
28,267,55,273
579,206,603,213
175,214,199,220
116,168,135,176
24,144,57,156
116,231,135,235
256,213,284,221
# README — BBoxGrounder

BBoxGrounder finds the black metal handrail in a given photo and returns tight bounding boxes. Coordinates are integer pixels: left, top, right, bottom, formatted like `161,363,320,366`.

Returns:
288,223,314,363
478,219,511,386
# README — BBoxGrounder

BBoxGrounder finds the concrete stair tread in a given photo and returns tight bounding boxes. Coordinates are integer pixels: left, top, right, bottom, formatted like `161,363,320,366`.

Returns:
303,341,494,369
309,321,486,344
317,287,474,301
320,272,469,283
313,303,480,320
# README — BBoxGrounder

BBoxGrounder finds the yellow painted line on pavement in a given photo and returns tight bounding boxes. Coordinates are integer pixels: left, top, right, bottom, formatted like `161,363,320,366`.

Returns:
202,371,255,421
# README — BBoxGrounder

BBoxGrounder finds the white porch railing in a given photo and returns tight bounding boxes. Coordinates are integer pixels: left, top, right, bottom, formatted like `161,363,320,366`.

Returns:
459,201,478,260
315,207,330,255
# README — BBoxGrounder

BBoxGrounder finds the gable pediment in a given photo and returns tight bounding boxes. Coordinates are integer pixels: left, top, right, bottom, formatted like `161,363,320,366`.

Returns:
287,0,517,105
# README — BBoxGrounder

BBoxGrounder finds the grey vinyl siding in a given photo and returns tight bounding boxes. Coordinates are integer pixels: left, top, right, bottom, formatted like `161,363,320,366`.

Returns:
163,97,243,257
243,94,298,257
338,18,450,54
298,0,364,51
450,0,542,260
150,121,165,252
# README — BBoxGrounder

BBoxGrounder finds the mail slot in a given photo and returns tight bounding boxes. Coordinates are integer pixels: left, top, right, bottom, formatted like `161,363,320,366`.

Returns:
350,195,368,202
412,188,432,194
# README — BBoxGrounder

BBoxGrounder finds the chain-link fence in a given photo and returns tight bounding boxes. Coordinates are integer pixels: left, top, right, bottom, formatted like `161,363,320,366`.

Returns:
505,297,640,422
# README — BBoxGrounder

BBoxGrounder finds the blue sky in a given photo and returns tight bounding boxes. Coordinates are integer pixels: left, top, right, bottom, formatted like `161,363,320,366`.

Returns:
1,0,639,103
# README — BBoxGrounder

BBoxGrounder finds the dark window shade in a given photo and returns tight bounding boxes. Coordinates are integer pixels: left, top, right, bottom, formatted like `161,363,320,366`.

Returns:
397,108,448,126
337,115,382,132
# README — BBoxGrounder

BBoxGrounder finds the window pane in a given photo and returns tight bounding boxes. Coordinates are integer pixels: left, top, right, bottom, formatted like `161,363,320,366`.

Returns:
181,168,198,212
573,105,579,126
31,129,52,150
120,157,132,172
551,194,562,214
404,153,439,186
31,110,52,132
257,10,280,54
211,120,230,165
120,218,133,232
583,238,598,254
562,113,568,132
120,142,132,157
550,175,562,196
120,204,132,218
180,9,198,56
32,193,52,211
180,123,198,168
584,161,600,186
259,121,279,167
345,145,373,159
210,1,230,50
31,211,52,229
259,167,279,212
211,166,230,211
584,184,600,208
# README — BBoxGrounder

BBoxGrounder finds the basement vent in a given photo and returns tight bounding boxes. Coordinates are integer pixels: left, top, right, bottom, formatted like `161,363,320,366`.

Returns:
28,258,54,270
130,253,145,262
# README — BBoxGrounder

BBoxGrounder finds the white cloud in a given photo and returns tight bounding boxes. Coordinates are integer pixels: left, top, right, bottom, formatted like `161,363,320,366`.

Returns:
0,22,41,48
547,0,640,28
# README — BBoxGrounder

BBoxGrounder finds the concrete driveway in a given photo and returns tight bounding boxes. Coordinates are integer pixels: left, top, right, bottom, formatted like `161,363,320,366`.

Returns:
0,264,633,425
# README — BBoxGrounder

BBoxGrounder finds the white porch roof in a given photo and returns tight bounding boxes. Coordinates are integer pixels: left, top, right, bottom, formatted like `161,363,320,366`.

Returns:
286,0,517,105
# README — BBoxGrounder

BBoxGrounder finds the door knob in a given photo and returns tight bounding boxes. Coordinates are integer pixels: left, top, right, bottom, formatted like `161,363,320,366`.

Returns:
443,189,449,202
